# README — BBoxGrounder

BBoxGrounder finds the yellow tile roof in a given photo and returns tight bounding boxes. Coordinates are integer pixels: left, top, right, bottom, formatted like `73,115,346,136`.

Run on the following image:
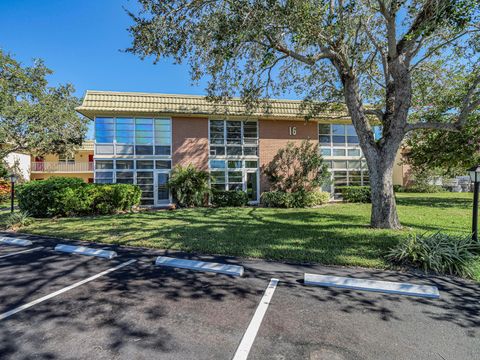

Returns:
76,90,350,121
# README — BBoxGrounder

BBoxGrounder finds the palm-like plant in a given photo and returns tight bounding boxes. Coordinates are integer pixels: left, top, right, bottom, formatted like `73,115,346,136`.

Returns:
168,165,211,207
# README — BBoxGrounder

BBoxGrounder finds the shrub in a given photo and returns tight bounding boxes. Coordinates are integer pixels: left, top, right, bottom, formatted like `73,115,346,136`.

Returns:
0,179,11,203
4,211,33,229
264,140,330,192
261,190,330,208
212,190,248,207
17,177,87,217
387,232,480,278
168,165,211,207
337,186,371,203
398,184,446,193
17,177,140,217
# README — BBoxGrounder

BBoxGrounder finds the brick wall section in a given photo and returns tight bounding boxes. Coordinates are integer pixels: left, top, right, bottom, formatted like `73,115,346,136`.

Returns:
259,119,318,193
172,117,209,170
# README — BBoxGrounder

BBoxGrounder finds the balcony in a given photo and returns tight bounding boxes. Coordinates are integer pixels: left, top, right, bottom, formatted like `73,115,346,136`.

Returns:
31,162,94,173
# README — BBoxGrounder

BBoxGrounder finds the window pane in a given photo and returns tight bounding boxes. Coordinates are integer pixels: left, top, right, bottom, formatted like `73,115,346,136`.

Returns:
116,160,134,169
209,160,225,169
155,160,171,169
96,171,113,179
116,118,134,143
135,118,153,144
136,145,153,155
137,160,154,169
226,121,242,144
245,160,258,168
95,178,113,184
243,121,258,141
332,149,346,156
155,146,171,155
332,124,345,135
228,161,242,169
116,144,134,155
95,118,114,143
321,148,332,156
212,184,226,191
346,125,357,136
95,144,114,155
210,120,225,145
154,118,171,145
228,184,243,191
347,149,361,156
347,136,359,145
319,135,331,145
332,136,346,146
228,171,243,182
227,146,242,156
333,161,347,169
116,171,134,181
348,160,361,169
211,171,226,184
95,160,113,170
319,124,330,135
243,147,258,156
210,146,225,156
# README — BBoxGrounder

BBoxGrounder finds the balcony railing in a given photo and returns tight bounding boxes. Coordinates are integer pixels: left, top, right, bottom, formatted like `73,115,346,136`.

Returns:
31,162,94,173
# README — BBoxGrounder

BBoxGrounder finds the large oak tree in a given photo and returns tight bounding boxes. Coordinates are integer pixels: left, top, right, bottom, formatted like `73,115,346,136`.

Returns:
127,0,480,228
0,50,88,160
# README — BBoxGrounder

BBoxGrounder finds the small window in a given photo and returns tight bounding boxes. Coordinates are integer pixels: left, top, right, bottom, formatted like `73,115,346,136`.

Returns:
332,149,346,157
210,146,225,156
347,149,361,157
332,124,345,135
228,171,243,183
228,160,242,169
116,145,134,155
58,155,75,163
320,148,332,156
319,135,331,145
155,160,172,169
136,160,154,169
116,171,134,184
209,160,226,169
135,145,154,155
332,136,346,146
95,144,114,155
348,160,361,169
211,171,226,184
333,161,347,169
245,160,258,168
155,145,171,156
226,146,242,156
116,160,134,170
319,124,330,135
243,147,258,156
95,160,113,170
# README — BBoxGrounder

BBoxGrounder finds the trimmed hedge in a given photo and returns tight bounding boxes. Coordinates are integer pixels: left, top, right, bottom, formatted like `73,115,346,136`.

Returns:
17,177,141,217
211,190,248,207
261,190,330,208
337,186,371,203
395,184,446,193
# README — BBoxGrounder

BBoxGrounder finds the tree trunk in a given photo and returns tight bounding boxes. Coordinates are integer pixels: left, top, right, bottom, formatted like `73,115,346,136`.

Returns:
338,70,405,229
368,153,401,229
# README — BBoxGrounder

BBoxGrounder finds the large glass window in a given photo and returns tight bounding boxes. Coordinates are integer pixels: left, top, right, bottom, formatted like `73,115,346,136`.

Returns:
135,118,154,145
116,118,134,143
95,117,114,143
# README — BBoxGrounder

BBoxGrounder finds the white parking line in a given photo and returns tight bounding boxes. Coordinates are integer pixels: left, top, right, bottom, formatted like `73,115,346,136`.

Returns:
0,259,136,321
0,246,43,259
233,278,279,360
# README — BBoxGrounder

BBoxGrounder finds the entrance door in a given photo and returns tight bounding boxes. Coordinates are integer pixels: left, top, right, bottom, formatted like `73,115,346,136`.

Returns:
156,172,170,206
246,171,258,203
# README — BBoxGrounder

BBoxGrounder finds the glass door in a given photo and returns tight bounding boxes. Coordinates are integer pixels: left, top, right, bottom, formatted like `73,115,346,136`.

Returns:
246,171,258,203
155,172,170,206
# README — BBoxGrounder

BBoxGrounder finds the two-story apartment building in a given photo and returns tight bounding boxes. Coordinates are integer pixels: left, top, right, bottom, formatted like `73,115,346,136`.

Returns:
54,90,407,206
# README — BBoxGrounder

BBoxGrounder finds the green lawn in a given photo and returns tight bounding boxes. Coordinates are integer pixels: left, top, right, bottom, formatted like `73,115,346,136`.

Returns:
9,192,475,277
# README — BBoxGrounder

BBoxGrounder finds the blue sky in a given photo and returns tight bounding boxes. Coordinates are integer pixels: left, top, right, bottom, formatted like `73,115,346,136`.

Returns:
0,0,210,138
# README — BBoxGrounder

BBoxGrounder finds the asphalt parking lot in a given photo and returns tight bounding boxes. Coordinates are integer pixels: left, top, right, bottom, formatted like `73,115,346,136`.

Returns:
0,233,479,360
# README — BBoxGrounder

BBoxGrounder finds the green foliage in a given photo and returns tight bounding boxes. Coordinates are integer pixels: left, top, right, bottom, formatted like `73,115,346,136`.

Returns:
387,232,480,278
0,50,88,159
168,165,211,207
261,190,330,208
17,177,140,217
211,190,248,207
337,186,371,203
4,211,33,229
264,140,329,192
